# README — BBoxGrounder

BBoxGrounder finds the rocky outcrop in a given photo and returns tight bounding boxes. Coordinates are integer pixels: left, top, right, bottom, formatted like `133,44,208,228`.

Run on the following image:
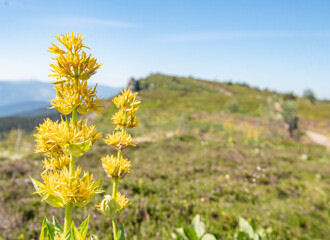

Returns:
127,77,140,92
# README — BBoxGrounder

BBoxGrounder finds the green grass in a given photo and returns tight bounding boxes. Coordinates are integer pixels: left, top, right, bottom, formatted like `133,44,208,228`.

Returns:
0,74,329,239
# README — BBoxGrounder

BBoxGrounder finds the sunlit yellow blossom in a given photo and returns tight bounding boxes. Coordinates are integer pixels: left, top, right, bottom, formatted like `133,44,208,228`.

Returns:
32,167,102,208
48,31,103,115
51,81,103,115
104,131,135,150
113,88,141,111
48,32,102,82
115,192,129,210
42,155,70,172
112,109,137,129
34,118,101,156
101,155,131,178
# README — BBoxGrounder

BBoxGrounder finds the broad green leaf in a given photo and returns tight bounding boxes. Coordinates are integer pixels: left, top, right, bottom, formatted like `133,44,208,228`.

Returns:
183,226,199,240
64,140,92,157
239,217,254,239
201,233,216,240
78,216,89,239
31,178,66,207
44,194,66,208
192,215,206,238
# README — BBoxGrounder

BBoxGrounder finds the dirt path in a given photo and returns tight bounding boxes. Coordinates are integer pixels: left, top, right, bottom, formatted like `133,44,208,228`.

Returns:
306,130,330,148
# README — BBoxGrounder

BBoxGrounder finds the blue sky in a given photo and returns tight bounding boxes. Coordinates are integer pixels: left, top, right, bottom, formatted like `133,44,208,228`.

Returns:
0,0,329,99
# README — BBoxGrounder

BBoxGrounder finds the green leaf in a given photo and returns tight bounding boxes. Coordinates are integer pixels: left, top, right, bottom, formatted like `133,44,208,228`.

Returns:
201,233,216,240
118,226,126,240
78,216,89,239
236,232,251,240
70,223,82,240
64,140,92,157
31,178,66,207
52,216,64,235
183,226,199,240
44,194,66,208
39,217,55,240
192,215,206,238
31,177,42,191
239,217,254,239
175,228,189,240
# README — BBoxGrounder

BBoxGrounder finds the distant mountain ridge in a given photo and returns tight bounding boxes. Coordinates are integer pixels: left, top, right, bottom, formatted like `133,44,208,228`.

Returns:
0,80,121,117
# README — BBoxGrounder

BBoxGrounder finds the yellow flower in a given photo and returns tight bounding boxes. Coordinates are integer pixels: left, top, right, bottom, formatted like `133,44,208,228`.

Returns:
114,192,129,210
51,81,103,115
48,32,103,115
34,118,101,157
96,193,129,217
32,167,102,208
113,88,141,111
104,131,135,150
42,155,70,172
49,32,102,82
101,155,131,178
112,109,137,129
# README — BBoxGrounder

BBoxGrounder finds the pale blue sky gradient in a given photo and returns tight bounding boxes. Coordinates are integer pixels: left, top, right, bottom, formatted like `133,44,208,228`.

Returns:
0,0,329,99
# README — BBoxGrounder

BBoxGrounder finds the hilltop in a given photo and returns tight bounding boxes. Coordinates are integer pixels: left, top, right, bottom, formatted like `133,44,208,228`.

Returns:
0,74,329,239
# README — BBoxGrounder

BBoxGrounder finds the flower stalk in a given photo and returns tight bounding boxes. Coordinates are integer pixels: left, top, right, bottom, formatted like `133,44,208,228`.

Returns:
31,32,103,239
98,88,141,239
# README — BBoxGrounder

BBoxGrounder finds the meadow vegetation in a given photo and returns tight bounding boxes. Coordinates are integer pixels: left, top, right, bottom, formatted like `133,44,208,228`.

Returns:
0,73,329,239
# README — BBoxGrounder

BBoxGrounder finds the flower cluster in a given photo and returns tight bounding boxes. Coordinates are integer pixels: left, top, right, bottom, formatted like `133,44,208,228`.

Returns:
101,155,131,178
104,131,136,150
49,32,103,115
98,89,140,239
34,118,101,157
33,168,102,208
32,32,103,238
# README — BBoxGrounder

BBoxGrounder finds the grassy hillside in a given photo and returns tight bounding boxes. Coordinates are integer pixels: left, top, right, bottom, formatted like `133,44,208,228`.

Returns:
0,74,329,239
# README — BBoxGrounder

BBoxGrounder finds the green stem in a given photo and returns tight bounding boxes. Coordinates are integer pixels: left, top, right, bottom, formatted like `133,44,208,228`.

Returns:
63,108,78,236
111,112,127,239
112,177,119,240
72,108,77,126
64,203,73,235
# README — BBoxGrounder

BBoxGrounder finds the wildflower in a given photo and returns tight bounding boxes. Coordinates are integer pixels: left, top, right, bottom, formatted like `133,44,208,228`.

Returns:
51,81,103,115
96,193,129,218
115,192,129,210
48,32,103,115
48,32,102,82
113,88,141,111
101,155,131,178
42,155,70,172
32,167,102,208
33,32,103,238
34,118,101,157
99,88,140,239
112,109,137,129
104,131,136,150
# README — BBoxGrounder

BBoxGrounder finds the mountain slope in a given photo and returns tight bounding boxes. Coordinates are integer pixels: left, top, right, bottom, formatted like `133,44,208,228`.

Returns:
0,74,329,239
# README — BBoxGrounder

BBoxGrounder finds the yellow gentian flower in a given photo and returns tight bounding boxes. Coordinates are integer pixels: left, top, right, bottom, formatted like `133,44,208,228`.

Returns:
101,155,131,178
104,131,136,150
